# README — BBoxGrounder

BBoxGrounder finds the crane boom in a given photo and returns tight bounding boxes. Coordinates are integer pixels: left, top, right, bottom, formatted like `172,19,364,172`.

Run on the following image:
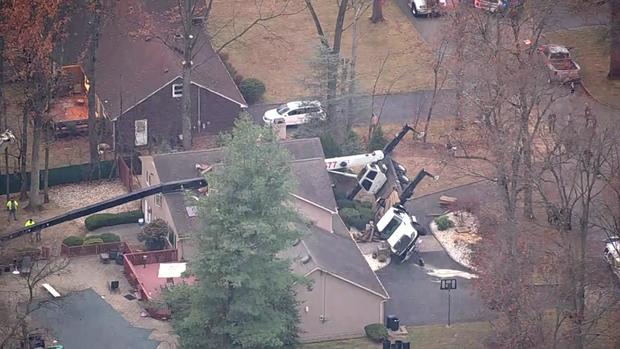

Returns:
382,124,418,155
398,169,438,205
0,177,207,242
324,151,385,170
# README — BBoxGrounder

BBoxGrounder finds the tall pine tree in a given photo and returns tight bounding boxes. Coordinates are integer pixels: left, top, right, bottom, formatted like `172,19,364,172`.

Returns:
168,114,302,349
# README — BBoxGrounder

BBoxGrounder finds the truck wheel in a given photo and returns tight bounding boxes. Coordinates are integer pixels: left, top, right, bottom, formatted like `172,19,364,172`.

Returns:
413,222,428,236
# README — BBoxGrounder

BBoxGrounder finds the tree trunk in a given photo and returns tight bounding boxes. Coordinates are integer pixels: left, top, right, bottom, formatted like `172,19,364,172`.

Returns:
29,113,42,211
371,0,384,23
19,106,28,200
326,0,348,142
609,0,620,79
347,3,362,132
181,0,194,150
0,35,7,200
88,0,102,177
43,133,50,203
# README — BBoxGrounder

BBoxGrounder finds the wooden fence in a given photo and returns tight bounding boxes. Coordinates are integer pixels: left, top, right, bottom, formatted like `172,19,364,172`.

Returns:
123,248,178,301
60,241,131,257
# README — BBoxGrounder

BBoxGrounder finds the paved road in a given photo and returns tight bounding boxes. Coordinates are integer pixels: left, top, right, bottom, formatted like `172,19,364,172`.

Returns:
376,181,494,325
247,90,456,127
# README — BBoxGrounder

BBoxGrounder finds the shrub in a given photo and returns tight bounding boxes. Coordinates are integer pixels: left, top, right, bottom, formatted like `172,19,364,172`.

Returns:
364,323,388,342
336,199,356,209
99,232,121,243
368,124,388,151
85,210,143,231
435,215,454,231
139,219,172,251
339,203,374,231
83,237,104,245
63,236,84,246
238,78,266,104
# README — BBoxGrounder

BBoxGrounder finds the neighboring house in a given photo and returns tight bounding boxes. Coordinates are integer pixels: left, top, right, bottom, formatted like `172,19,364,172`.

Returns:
58,0,246,152
139,137,389,342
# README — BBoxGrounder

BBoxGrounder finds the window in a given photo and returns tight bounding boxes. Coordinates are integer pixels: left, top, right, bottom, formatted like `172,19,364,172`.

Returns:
276,105,289,114
307,107,320,114
145,171,151,186
135,119,148,146
366,170,377,180
154,193,162,207
172,83,183,98
361,179,372,191
381,216,403,239
287,109,298,116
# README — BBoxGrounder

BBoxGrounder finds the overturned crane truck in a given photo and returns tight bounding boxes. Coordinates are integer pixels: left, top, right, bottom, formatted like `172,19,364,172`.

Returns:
324,124,422,200
375,169,438,261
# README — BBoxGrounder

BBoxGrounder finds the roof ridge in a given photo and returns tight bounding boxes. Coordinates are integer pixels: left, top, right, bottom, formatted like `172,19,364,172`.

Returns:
153,147,223,159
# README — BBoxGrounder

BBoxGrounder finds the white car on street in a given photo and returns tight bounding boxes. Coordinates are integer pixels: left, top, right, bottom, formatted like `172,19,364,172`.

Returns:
262,101,326,126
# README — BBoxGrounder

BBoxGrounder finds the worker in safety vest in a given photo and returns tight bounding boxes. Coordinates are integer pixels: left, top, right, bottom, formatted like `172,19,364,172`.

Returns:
6,198,18,222
25,218,37,242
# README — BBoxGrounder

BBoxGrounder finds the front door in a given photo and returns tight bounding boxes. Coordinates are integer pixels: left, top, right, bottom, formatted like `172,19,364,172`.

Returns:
143,200,152,224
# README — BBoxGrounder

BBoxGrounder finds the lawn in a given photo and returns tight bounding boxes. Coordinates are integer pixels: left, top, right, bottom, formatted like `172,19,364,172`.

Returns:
209,0,436,103
302,321,492,349
545,26,620,109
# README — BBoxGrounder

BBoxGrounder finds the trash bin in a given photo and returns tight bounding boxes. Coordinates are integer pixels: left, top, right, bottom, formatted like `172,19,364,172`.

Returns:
386,315,397,330
402,341,410,349
383,339,391,349
394,340,403,349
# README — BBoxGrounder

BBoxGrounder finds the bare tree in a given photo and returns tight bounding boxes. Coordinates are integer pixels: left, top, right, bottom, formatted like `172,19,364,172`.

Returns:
0,256,70,348
422,38,448,144
87,0,103,178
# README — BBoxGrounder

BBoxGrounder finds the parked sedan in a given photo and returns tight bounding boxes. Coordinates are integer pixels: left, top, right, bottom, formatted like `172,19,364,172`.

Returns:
410,0,446,17
262,101,326,126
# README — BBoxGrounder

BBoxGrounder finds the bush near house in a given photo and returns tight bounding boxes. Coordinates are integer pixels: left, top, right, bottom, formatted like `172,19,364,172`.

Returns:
339,200,374,231
239,78,266,104
84,210,143,231
138,219,172,251
435,215,454,231
62,235,84,246
364,323,388,342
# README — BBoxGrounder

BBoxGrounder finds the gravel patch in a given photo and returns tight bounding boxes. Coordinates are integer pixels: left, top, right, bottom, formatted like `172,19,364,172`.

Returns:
48,180,140,225
430,212,480,270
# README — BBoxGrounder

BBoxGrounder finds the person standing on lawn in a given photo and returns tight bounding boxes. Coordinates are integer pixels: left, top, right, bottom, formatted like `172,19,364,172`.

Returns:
25,218,36,242
6,198,18,222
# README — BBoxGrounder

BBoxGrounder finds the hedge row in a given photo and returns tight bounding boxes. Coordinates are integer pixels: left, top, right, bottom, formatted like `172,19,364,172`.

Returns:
85,210,143,231
62,232,121,247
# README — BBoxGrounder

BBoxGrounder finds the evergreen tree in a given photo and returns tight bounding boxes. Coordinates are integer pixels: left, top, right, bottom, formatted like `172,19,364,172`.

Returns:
168,114,302,349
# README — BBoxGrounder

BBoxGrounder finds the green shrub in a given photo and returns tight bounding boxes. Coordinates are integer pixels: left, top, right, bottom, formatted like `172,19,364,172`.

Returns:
238,78,266,104
63,236,84,246
83,237,104,245
85,210,143,231
139,219,172,251
364,323,388,342
368,124,388,151
339,205,374,231
435,215,454,231
336,199,356,209
99,232,121,243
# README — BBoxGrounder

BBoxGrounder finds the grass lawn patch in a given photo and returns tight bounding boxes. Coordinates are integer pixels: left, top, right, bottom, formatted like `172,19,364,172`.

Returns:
209,1,436,103
545,26,620,109
302,321,491,349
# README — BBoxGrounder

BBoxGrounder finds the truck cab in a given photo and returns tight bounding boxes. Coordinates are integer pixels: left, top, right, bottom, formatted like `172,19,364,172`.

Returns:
604,236,620,279
377,205,422,260
356,163,388,196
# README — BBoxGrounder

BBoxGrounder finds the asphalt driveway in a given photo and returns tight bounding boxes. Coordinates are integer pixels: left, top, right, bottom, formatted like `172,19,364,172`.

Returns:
376,181,494,325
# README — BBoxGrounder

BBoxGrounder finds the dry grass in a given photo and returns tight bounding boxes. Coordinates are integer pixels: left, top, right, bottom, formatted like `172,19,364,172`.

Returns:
545,26,620,109
354,119,491,198
209,0,436,102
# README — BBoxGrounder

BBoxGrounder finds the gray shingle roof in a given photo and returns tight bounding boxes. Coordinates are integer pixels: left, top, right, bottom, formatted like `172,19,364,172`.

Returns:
60,0,245,119
286,224,388,299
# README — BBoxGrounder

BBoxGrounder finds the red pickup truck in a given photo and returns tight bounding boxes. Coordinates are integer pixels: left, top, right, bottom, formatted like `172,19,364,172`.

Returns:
537,44,581,84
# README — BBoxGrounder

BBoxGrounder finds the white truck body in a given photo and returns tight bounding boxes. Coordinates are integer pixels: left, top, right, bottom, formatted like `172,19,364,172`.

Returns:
377,206,420,258
325,151,385,171
604,236,620,279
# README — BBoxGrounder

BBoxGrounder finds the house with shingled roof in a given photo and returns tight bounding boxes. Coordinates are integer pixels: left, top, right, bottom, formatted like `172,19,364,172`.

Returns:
139,137,389,342
57,0,246,152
